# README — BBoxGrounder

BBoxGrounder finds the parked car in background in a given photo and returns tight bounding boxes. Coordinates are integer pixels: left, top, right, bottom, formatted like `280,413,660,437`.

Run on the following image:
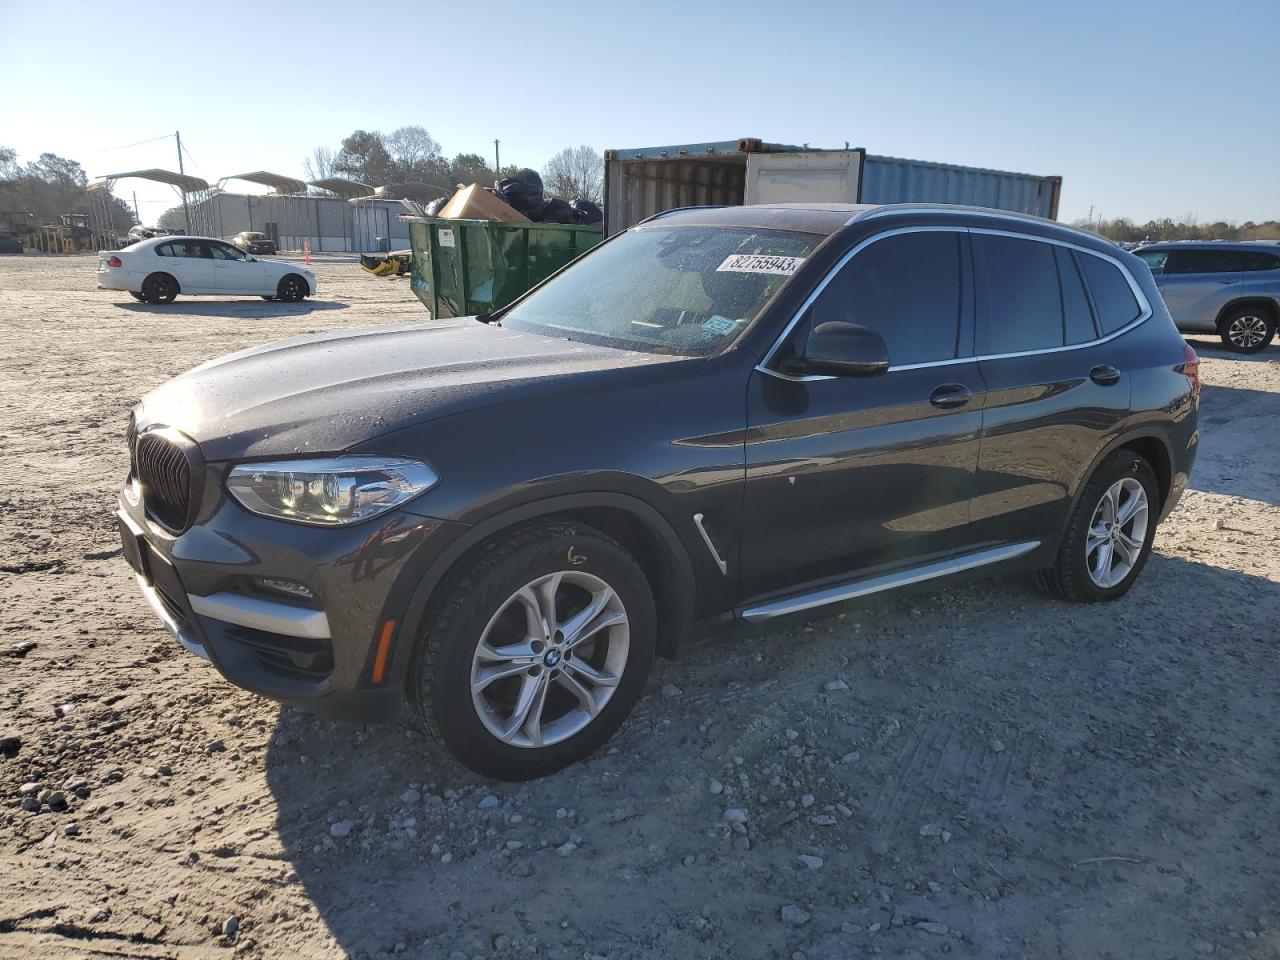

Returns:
1136,241,1280,352
233,231,278,255
122,226,177,247
117,203,1198,780
97,236,314,304
0,232,23,254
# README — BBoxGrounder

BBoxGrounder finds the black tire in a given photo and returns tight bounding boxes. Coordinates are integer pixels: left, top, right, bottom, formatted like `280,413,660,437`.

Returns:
277,274,308,302
1037,449,1159,602
128,291,147,302
1218,305,1276,353
407,520,657,781
261,295,277,301
141,272,178,304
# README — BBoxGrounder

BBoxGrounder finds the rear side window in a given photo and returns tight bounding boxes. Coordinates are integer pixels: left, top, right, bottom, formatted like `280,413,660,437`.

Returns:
1056,248,1097,344
812,231,963,365
1078,253,1142,334
155,243,173,257
976,234,1063,353
1238,251,1280,272
1163,249,1241,274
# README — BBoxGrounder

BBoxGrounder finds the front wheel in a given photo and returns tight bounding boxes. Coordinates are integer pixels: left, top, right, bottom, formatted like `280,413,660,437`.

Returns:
408,521,657,780
277,274,308,302
1038,449,1159,602
1219,306,1276,353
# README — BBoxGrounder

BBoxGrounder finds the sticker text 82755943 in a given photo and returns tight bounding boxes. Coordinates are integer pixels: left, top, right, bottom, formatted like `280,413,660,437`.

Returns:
715,254,805,276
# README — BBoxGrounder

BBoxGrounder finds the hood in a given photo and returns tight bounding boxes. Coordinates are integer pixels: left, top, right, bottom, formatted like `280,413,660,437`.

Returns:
137,319,672,461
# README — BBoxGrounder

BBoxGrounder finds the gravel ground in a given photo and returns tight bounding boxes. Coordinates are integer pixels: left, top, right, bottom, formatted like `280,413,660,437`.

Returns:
1,254,1278,960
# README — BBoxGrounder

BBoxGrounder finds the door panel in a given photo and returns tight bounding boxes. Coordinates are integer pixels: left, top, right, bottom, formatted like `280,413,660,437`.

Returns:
210,243,267,294
161,240,214,292
740,365,986,598
739,227,981,600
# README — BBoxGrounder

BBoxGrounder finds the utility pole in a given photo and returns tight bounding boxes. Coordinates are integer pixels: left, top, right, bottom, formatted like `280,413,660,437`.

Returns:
494,139,500,174
132,191,140,223
175,130,192,233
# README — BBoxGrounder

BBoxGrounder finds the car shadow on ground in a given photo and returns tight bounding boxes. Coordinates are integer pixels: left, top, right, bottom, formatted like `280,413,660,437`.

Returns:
113,299,349,319
1191,381,1280,506
259,550,1280,959
1184,335,1279,363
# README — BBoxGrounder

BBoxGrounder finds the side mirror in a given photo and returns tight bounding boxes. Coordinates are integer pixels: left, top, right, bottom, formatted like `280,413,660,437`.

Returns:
801,320,890,376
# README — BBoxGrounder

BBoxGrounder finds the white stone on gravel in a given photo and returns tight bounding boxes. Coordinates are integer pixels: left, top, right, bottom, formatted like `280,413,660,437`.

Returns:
723,808,748,824
801,794,815,808
478,794,499,809
661,683,683,698
920,823,943,837
399,788,420,804
824,679,849,691
796,854,823,870
329,820,353,838
780,904,811,927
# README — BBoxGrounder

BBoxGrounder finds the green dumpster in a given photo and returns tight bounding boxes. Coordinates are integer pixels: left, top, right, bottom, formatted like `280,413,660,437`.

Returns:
406,217,603,319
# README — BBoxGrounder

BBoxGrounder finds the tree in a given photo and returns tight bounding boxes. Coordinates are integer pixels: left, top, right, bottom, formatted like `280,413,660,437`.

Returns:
333,130,394,186
386,126,441,175
0,146,18,180
157,205,187,230
303,145,335,182
446,153,496,188
542,145,602,203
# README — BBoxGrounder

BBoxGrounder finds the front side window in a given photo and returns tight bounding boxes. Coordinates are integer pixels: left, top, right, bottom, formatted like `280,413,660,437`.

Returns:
502,225,821,357
211,243,246,261
810,231,963,366
977,234,1064,354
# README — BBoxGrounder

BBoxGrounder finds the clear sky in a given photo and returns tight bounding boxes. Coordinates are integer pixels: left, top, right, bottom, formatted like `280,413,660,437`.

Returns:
2,0,1276,225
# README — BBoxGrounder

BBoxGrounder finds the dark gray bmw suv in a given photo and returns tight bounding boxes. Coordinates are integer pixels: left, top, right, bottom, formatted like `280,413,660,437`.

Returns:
117,203,1200,780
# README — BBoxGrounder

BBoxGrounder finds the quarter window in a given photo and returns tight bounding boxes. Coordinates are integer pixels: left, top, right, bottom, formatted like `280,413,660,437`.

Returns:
1078,253,1142,334
811,231,963,365
976,234,1064,354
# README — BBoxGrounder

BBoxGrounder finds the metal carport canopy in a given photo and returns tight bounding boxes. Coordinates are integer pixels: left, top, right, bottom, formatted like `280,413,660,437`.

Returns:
308,177,374,199
221,171,308,195
88,168,211,192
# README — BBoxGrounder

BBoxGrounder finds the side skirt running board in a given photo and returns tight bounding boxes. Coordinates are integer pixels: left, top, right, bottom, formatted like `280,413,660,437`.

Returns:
739,541,1040,623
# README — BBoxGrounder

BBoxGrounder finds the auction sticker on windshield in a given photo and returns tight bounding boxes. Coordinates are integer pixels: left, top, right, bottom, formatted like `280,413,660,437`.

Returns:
716,254,804,275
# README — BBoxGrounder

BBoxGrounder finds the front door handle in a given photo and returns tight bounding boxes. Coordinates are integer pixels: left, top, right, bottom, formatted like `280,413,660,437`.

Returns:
929,383,973,409
1217,278,1239,285
1090,364,1121,386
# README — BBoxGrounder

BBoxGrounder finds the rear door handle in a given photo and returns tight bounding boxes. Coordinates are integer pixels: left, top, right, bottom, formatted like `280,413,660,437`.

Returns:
1217,278,1239,285
1090,364,1121,386
929,383,972,409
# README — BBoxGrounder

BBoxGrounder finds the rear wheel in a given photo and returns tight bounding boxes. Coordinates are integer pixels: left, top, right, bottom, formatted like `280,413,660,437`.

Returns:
128,291,147,302
141,272,178,304
277,274,308,302
408,520,657,780
1038,449,1159,602
1219,306,1276,353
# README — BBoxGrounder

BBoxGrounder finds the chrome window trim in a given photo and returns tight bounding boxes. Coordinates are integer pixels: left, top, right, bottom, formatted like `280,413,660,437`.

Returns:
755,224,1153,383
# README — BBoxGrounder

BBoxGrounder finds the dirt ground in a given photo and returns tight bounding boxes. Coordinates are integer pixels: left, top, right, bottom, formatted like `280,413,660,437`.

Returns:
1,253,1278,960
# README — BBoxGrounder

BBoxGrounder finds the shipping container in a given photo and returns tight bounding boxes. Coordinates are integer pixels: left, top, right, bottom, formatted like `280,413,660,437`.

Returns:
603,138,1061,235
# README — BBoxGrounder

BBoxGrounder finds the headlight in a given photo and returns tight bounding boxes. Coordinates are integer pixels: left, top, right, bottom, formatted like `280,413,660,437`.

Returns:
225,456,437,526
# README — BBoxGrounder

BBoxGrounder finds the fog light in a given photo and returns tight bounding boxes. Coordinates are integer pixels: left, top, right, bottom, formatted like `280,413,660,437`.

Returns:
254,577,314,600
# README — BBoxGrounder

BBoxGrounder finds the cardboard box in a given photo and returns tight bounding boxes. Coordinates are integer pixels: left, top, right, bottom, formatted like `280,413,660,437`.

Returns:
438,184,530,223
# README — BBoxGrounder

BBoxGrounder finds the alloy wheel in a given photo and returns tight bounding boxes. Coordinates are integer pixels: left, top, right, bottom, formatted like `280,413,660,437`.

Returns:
470,571,629,749
1228,314,1269,349
1086,477,1149,588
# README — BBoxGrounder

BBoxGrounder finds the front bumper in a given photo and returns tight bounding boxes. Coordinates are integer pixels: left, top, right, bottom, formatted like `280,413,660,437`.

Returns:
117,475,465,721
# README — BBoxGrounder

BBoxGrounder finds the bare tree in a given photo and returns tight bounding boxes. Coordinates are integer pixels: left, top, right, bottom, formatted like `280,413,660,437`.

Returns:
542,145,602,203
387,126,441,172
303,146,335,182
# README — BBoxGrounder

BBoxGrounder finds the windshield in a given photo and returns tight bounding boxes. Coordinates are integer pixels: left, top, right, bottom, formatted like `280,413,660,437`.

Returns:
501,225,822,356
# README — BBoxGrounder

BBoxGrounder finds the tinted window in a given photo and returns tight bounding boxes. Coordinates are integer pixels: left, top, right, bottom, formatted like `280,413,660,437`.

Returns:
1237,251,1280,272
811,231,962,365
1057,248,1097,344
1163,249,1243,274
1078,253,1142,334
977,234,1063,354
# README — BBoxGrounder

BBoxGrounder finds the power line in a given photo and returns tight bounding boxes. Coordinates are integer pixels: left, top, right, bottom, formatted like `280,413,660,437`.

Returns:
96,133,174,154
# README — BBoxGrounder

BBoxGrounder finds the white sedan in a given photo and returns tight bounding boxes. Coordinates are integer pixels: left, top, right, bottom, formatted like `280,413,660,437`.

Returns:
97,236,316,304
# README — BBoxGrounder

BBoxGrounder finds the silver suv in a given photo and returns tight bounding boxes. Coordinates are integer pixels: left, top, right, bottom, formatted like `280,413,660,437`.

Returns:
1136,241,1280,352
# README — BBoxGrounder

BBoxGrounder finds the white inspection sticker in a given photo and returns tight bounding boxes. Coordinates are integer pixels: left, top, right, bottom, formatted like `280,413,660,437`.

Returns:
716,253,804,275
437,227,456,248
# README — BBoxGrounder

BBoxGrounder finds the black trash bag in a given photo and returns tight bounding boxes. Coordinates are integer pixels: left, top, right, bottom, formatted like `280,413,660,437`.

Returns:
423,196,447,217
494,168,544,220
536,198,576,224
569,199,603,225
